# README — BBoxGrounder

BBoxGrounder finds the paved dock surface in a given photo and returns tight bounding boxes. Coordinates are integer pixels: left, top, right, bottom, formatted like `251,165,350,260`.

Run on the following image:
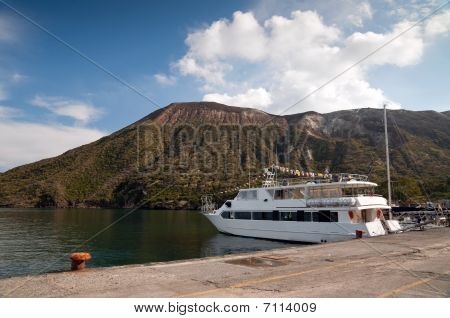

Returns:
1,228,449,298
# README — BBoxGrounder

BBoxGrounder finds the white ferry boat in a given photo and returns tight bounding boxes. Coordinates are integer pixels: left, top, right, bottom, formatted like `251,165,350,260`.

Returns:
201,172,402,243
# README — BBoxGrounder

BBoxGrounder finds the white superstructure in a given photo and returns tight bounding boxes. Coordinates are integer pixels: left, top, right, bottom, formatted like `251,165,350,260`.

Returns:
201,172,401,243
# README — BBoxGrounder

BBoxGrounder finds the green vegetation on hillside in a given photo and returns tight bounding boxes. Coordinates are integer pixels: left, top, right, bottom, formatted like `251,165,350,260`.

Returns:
0,103,448,209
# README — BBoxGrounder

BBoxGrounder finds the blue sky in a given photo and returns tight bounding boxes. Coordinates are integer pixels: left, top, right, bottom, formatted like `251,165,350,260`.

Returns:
0,0,247,129
0,0,449,171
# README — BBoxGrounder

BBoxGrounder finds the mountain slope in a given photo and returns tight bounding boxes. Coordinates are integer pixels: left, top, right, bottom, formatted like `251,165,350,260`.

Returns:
0,102,449,208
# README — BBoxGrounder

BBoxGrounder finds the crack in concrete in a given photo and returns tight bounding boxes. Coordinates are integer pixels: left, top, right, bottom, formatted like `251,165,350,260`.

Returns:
191,278,222,288
240,286,282,293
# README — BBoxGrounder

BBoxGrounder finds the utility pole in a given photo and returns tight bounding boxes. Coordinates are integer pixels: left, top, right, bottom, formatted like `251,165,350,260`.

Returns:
384,104,393,219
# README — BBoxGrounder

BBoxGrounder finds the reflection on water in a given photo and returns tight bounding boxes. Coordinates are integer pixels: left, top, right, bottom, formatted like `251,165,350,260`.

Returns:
0,208,295,278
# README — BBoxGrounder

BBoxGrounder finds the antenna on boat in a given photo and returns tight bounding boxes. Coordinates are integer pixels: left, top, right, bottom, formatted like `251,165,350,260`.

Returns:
384,103,393,219
275,142,279,184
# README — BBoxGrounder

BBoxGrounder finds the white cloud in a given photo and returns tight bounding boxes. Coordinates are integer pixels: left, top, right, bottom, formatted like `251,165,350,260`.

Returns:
175,55,232,86
31,95,103,125
425,10,450,36
203,88,272,108
185,11,268,62
11,72,27,83
347,1,373,27
0,119,106,172
173,8,450,114
0,106,22,119
154,73,177,86
343,20,424,67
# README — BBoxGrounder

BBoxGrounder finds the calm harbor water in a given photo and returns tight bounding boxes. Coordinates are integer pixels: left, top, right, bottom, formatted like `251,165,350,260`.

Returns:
0,208,296,278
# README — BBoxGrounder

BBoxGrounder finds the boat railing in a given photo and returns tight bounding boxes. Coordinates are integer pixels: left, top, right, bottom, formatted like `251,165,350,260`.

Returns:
200,195,216,214
263,173,369,186
306,197,357,207
271,177,369,187
306,194,386,207
336,173,369,182
263,178,332,187
308,194,385,198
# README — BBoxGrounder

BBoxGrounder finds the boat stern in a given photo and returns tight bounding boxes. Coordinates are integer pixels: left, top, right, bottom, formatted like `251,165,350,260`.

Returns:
364,220,386,237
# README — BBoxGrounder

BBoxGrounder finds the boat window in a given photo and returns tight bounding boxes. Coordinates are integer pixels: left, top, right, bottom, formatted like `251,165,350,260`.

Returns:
304,212,312,222
343,187,374,196
361,187,376,196
309,188,322,198
280,211,297,221
318,210,331,222
297,210,312,222
252,212,274,220
274,189,286,199
236,190,257,200
266,189,274,198
234,211,251,220
274,188,305,200
315,210,338,222
290,188,305,199
272,210,280,221
343,188,354,196
221,211,230,219
330,212,338,222
322,188,341,197
312,212,320,222
309,188,342,198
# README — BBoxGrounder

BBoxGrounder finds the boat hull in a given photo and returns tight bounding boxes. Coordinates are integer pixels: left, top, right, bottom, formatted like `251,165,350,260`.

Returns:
204,214,385,243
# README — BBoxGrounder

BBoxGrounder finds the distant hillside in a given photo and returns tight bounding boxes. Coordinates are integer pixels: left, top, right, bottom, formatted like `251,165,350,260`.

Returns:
0,102,449,208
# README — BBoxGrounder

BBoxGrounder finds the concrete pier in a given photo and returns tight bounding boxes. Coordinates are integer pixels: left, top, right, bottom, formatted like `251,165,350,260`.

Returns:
1,227,449,298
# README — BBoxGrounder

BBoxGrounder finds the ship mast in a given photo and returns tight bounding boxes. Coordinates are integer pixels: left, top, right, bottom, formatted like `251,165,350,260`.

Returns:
383,104,393,219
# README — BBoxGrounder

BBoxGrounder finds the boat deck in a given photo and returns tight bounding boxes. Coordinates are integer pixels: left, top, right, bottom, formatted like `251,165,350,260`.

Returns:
1,227,449,297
